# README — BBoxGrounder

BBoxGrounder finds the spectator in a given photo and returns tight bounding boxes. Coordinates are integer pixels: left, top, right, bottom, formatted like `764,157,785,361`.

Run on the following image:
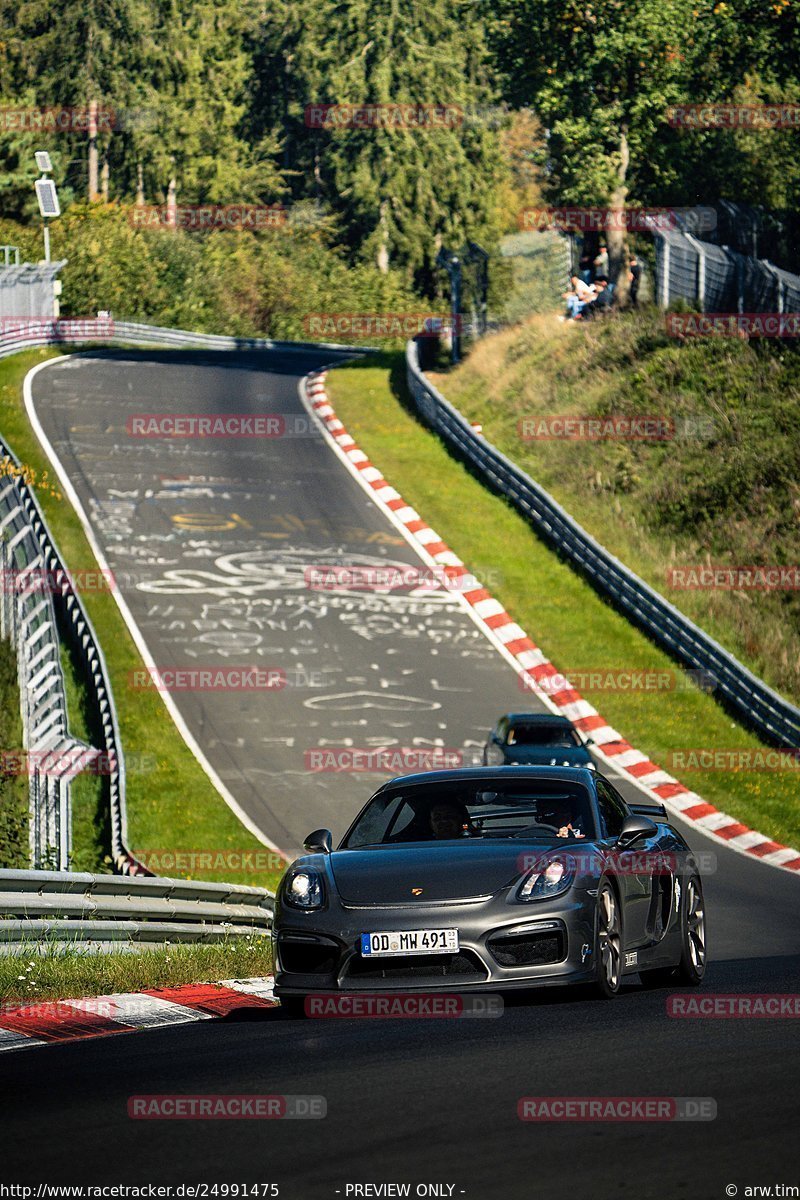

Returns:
578,247,593,284
562,275,596,320
629,255,641,307
584,277,614,318
593,243,609,279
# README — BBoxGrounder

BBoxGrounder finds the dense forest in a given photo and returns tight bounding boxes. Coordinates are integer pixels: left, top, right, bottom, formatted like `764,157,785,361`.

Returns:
1,0,798,303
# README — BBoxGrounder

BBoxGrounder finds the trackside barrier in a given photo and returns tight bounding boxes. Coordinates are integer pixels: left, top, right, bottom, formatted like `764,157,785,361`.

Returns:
0,868,273,946
0,318,368,876
405,339,800,749
0,436,145,874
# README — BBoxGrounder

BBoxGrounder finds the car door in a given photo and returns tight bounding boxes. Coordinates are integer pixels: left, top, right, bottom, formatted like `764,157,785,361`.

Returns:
595,778,653,951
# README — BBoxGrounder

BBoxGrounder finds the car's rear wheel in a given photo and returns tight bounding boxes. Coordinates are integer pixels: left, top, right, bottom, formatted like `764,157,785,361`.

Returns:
595,879,623,997
641,873,707,988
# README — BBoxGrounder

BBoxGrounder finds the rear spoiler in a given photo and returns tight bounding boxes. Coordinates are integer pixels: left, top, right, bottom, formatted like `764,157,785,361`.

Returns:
630,802,667,818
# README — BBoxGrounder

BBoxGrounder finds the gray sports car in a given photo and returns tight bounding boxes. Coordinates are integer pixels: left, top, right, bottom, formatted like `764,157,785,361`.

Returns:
273,766,707,1009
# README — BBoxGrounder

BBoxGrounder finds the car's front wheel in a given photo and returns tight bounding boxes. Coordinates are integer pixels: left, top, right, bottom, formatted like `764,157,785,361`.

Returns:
595,879,623,998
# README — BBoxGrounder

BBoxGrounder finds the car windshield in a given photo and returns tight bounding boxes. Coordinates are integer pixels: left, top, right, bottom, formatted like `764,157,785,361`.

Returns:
342,781,597,847
506,724,580,747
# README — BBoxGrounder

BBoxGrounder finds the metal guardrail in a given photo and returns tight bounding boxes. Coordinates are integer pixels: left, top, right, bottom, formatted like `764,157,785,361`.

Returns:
0,437,145,875
0,318,370,360
0,459,94,869
406,339,800,749
0,868,273,946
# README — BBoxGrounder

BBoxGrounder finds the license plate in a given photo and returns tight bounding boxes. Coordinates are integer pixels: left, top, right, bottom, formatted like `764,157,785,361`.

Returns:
360,929,459,957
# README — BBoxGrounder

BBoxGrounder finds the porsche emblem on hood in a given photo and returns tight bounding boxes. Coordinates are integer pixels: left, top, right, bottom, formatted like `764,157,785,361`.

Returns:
411,888,424,896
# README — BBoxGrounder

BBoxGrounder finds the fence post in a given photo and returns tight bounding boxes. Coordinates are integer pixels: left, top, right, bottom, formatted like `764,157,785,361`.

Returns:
763,261,784,314
659,236,671,308
685,234,706,311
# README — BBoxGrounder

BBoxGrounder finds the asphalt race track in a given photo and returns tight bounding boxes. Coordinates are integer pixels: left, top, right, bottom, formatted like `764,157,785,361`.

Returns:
27,347,676,852
5,347,798,1198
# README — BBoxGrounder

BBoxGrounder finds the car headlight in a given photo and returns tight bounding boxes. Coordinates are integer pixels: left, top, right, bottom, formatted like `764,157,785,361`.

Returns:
516,856,575,902
283,868,325,910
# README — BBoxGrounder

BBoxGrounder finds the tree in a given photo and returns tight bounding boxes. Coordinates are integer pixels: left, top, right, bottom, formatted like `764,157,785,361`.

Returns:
255,0,506,289
485,0,712,293
2,0,145,200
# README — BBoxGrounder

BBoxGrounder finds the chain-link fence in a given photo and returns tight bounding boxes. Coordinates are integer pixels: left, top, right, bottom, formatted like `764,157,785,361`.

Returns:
490,230,572,326
651,221,800,313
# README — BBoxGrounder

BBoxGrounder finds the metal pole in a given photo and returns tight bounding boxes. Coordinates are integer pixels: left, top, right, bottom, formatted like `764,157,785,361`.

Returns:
451,258,461,364
43,220,50,264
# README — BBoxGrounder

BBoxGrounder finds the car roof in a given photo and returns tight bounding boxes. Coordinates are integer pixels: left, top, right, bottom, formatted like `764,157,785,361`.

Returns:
374,765,598,792
499,713,575,727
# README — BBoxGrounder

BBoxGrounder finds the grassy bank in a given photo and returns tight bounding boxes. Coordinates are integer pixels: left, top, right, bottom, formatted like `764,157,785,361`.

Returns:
0,936,272,1003
328,354,800,849
0,636,28,868
429,310,800,707
0,349,284,889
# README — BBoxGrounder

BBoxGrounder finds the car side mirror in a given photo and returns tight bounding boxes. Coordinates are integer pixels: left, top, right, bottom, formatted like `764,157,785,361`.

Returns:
304,828,332,854
616,813,658,850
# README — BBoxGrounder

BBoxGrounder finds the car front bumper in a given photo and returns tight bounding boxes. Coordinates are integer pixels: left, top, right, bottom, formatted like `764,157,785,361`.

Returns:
272,890,598,996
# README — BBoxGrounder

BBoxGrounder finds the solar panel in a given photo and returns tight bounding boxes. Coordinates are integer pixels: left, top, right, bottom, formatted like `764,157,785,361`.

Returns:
35,151,53,173
35,178,60,218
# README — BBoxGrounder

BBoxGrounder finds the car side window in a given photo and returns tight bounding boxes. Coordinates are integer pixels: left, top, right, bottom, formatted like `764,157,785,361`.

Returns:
595,779,628,839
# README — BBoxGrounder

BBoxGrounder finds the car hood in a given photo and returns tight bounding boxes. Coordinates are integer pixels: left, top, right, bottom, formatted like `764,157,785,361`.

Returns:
328,841,562,904
502,744,591,766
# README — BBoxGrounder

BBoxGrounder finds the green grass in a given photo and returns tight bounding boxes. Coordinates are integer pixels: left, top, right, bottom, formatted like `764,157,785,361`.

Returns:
430,308,800,707
0,935,272,1003
328,352,800,850
59,637,110,873
0,349,284,889
0,636,28,868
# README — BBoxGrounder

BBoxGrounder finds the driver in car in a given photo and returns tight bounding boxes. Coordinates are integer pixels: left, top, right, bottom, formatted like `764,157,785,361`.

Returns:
429,800,471,840
545,799,585,839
